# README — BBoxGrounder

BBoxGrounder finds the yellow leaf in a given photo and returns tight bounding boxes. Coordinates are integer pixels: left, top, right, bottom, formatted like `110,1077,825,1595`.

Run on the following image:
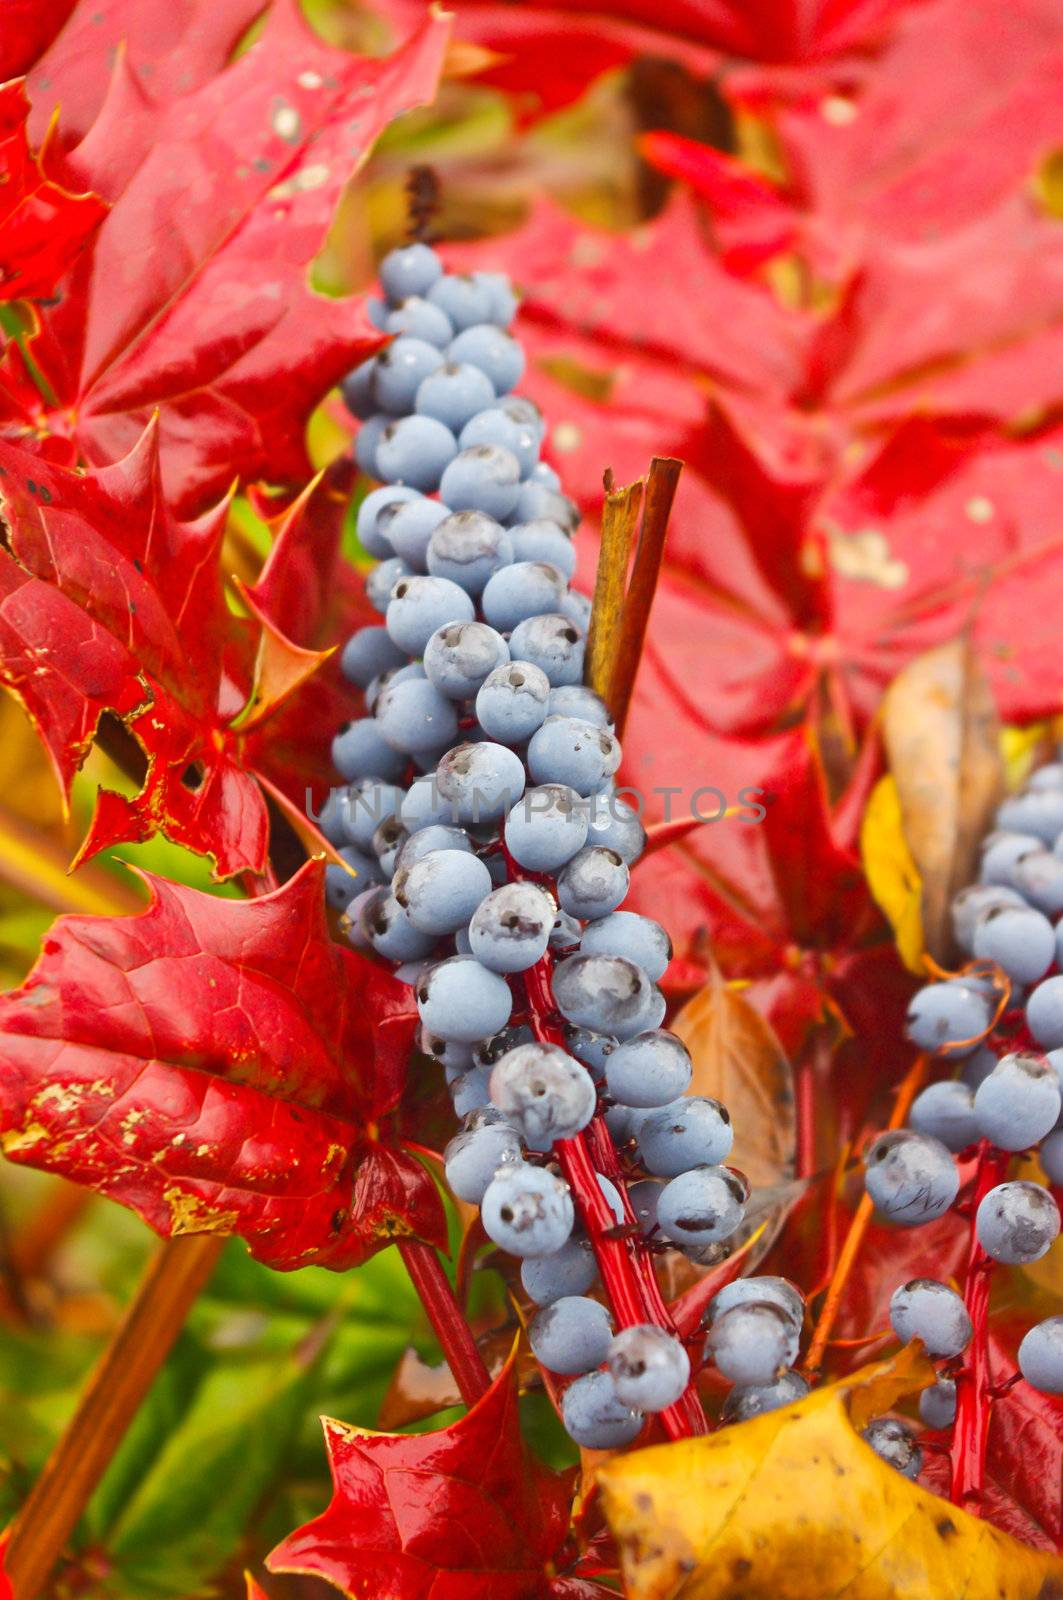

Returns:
860,775,925,974
599,1347,1063,1600
881,638,1002,964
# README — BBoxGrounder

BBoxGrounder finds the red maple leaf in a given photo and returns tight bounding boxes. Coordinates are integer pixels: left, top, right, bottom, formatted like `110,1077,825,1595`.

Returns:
0,859,444,1270
0,425,364,877
0,79,107,304
0,1,450,513
268,1355,608,1598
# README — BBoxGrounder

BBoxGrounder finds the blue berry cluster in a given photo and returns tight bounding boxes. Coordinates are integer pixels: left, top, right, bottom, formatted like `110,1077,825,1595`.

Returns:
857,756,1063,1462
318,242,785,1447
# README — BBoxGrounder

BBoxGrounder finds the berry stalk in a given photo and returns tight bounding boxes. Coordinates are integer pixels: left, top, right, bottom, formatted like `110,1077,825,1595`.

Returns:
397,1239,491,1407
949,1141,1011,1510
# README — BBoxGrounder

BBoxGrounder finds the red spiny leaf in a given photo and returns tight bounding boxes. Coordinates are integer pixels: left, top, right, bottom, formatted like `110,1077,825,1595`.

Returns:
0,79,106,303
0,860,444,1270
2,4,450,513
268,1356,596,1598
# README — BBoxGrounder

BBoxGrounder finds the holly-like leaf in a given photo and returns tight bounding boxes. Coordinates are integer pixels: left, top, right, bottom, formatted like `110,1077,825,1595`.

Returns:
0,427,360,876
0,79,107,305
0,860,444,1271
2,2,450,513
267,1355,594,1598
599,1346,1063,1599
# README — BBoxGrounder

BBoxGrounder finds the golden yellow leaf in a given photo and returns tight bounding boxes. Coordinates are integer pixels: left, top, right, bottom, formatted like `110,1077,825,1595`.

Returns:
671,966,795,1191
599,1346,1063,1600
860,775,925,974
881,638,1002,964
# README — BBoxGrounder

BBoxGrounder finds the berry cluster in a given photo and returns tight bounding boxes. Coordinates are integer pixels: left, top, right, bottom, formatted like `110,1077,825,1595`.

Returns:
858,757,1063,1476
318,242,823,1447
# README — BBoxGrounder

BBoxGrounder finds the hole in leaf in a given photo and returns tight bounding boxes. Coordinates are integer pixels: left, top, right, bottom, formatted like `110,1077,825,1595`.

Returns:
181,761,206,792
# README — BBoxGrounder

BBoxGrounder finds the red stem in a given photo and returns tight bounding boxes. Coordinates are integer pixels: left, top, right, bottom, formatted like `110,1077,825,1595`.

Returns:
949,1142,1011,1510
522,953,706,1439
397,1239,491,1409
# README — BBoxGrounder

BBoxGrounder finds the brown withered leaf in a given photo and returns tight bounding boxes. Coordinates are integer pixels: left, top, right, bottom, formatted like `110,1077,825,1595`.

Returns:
599,1345,1063,1600
881,637,1003,964
671,965,796,1192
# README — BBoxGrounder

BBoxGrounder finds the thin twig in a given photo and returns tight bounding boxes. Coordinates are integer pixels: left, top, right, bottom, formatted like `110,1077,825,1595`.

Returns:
609,458,682,738
5,1235,224,1600
585,479,642,705
803,1054,929,1377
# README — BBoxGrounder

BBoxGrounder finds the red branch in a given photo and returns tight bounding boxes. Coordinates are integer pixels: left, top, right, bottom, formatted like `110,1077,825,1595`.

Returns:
397,1239,491,1408
949,1141,1012,1510
522,954,707,1439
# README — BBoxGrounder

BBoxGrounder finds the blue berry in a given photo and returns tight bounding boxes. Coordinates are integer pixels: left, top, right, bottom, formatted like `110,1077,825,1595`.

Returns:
605,1031,692,1109
489,1042,597,1144
561,1371,643,1448
435,740,526,823
379,242,443,301
340,624,406,688
638,1095,733,1172
359,888,437,962
447,323,525,393
354,414,388,478
376,414,458,491
973,903,1056,984
552,953,656,1039
1018,1316,1063,1393
341,357,377,419
481,560,568,631
475,661,551,744
952,883,1026,953
511,479,579,531
374,676,459,755
527,716,621,796
440,444,522,520
529,460,560,488
332,718,407,783
1026,976,1063,1049
377,495,450,571
556,846,629,920
472,270,518,326
365,556,413,614
460,408,539,477
889,1278,971,1357
468,882,554,973
974,1050,1061,1149
424,620,510,698
905,980,991,1056
608,1325,690,1411
384,294,454,345
1011,849,1063,916
995,789,1063,845
975,1179,1059,1263
530,1296,613,1375
373,336,444,414
707,1301,799,1385
707,1276,804,1329
480,1161,574,1256
342,779,405,851
415,956,513,1042
862,1417,921,1478
426,511,513,596
579,912,670,982
584,795,646,864
979,830,1042,886
415,361,497,432
549,685,612,727
444,1119,522,1203
509,613,585,688
324,848,380,911
356,484,419,558
393,848,493,935
656,1165,746,1247
1041,1128,1063,1183
864,1131,958,1225
450,1064,493,1115
400,773,457,833
521,1238,598,1304
908,1080,979,1152
426,273,494,332
722,1371,810,1422
919,1380,957,1429
386,574,475,655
